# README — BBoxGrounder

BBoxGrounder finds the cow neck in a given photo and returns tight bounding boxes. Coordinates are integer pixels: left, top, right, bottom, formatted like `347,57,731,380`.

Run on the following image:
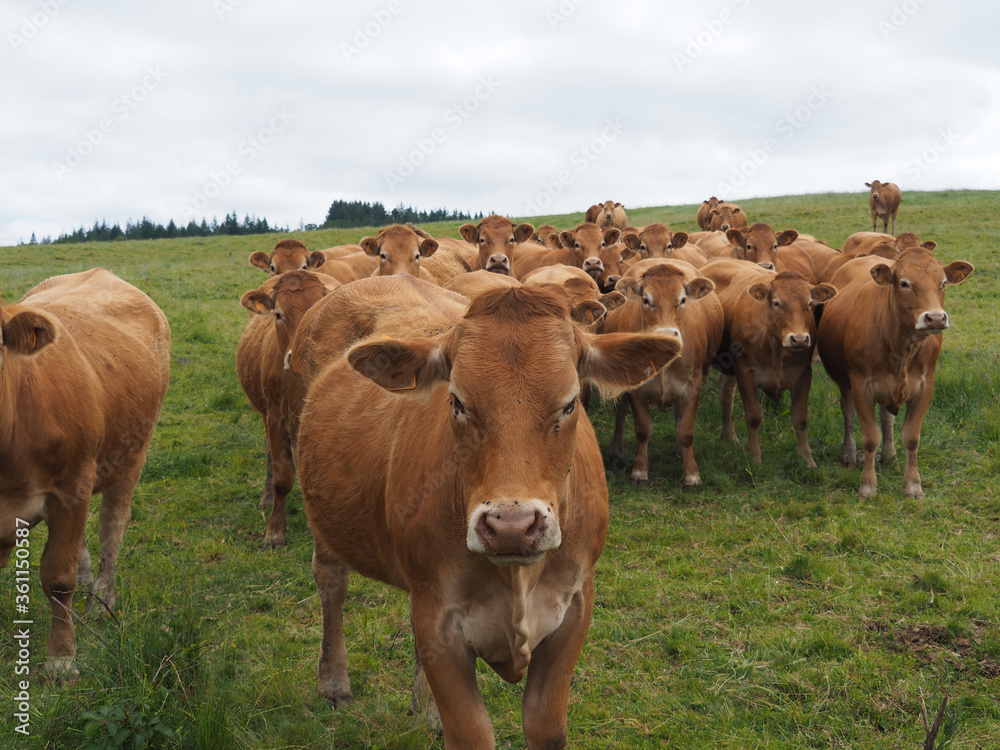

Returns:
507,563,533,675
881,287,926,380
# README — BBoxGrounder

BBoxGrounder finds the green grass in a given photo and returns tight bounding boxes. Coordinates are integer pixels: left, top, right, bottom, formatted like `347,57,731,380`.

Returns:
1,190,998,748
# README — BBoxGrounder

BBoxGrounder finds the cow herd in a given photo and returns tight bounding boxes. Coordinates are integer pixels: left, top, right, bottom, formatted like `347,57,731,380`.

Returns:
0,184,975,749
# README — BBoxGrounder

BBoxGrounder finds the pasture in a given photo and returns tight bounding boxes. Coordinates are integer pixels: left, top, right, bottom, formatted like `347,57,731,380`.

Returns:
1,190,998,748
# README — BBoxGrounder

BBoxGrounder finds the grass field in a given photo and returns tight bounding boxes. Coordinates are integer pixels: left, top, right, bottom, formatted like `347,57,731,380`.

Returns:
1,190,998,749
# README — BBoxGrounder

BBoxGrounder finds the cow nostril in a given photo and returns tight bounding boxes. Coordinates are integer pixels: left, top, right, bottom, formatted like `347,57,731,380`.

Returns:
760,262,775,271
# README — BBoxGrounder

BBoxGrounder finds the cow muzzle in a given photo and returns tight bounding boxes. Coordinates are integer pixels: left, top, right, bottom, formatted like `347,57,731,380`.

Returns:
486,254,511,274
783,332,811,349
916,310,949,332
582,257,604,278
467,499,561,565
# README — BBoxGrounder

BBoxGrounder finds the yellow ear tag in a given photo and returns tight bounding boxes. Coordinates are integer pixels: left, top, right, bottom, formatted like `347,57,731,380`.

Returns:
255,302,266,313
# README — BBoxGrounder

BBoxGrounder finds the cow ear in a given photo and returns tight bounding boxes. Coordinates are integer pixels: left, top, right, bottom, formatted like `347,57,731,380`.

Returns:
615,277,641,297
2,310,56,355
559,230,575,248
777,230,798,246
619,245,638,261
307,251,326,269
604,228,621,245
241,288,274,314
600,290,627,312
921,240,937,252
943,261,974,285
347,334,452,397
459,224,478,243
685,278,715,300
514,223,534,243
614,202,623,208
865,182,873,187
249,251,271,271
810,283,837,304
726,229,745,247
418,238,439,258
621,232,640,251
575,329,682,398
748,283,769,302
570,299,607,326
870,264,894,286
546,232,562,248
360,237,380,257
671,231,689,249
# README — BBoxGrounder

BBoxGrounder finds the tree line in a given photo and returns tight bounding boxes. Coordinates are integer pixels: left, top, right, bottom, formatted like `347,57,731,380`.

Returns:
323,200,480,228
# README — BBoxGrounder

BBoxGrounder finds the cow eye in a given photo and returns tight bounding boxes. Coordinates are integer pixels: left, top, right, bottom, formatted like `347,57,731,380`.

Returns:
508,236,515,244
772,300,781,309
413,252,421,261
301,262,308,270
379,251,388,261
479,237,486,244
643,297,653,307
939,280,947,290
274,310,283,321
900,279,911,290
639,244,647,252
451,394,466,418
270,264,277,274
679,295,687,307
562,400,576,417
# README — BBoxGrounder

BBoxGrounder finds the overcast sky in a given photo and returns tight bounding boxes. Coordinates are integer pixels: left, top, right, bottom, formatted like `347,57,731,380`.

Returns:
2,0,997,246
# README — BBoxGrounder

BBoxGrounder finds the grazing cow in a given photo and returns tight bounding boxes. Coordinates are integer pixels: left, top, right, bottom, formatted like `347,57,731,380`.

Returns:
593,200,628,230
236,270,339,547
696,197,722,230
865,180,902,234
296,280,681,748
531,224,562,249
581,241,638,293
817,248,973,498
444,269,522,299
606,260,724,487
0,269,170,674
360,224,439,279
513,223,619,279
459,214,536,275
621,224,707,268
708,203,748,232
700,261,837,466
249,238,326,276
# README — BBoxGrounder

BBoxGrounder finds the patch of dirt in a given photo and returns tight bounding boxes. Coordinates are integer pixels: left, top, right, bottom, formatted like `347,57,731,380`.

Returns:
895,624,951,650
893,625,1000,678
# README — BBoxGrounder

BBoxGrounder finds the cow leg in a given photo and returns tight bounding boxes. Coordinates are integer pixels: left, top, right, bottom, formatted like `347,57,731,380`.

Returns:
263,411,293,548
629,393,654,486
410,598,494,749
522,577,594,750
77,544,94,589
871,212,877,232
93,467,141,612
734,366,764,464
610,395,629,461
790,367,816,468
312,546,352,706
851,378,880,498
259,438,275,510
879,405,897,465
890,212,896,235
40,486,91,676
901,379,935,499
408,602,441,732
673,377,702,487
719,373,740,445
838,386,858,468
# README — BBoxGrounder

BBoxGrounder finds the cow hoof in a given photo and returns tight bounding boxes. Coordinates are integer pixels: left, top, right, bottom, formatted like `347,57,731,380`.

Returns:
44,658,80,685
407,699,442,733
319,682,353,708
263,536,287,550
631,475,648,487
905,486,925,500
858,485,876,500
258,497,273,510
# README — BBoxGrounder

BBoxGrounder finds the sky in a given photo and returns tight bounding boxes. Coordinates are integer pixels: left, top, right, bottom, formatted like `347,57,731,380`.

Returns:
2,0,998,247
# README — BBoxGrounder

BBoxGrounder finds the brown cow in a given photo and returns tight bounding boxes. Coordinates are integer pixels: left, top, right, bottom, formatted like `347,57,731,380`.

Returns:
513,223,619,279
581,241,638,293
236,270,339,547
360,224,439,279
295,279,681,748
459,214,536,275
701,261,837,466
841,230,931,257
520,264,625,332
0,269,170,674
696,197,722,230
249,238,327,276
584,203,602,224
724,224,797,270
531,224,562,249
817,248,973,498
621,224,708,268
865,180,901,234
444,269,522,299
708,202,748,232
593,200,628,230
606,260,724,487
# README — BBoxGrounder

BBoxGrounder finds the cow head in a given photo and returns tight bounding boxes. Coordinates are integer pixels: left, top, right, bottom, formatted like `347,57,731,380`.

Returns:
249,239,327,276
361,224,438,277
346,287,681,566
582,241,638,293
710,205,744,232
559,223,617,269
242,270,338,368
745,272,837,350
617,263,715,346
727,224,797,270
460,214,534,275
531,224,562,249
869,248,973,336
622,224,687,259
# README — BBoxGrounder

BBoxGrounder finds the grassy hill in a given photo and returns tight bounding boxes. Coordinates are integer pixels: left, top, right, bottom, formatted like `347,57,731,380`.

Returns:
1,190,998,748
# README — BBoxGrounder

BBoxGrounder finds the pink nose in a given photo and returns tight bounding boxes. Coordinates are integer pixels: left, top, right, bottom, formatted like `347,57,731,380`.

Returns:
786,333,811,348
920,310,948,330
475,505,545,556
583,257,603,275
486,254,511,274
759,262,775,271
